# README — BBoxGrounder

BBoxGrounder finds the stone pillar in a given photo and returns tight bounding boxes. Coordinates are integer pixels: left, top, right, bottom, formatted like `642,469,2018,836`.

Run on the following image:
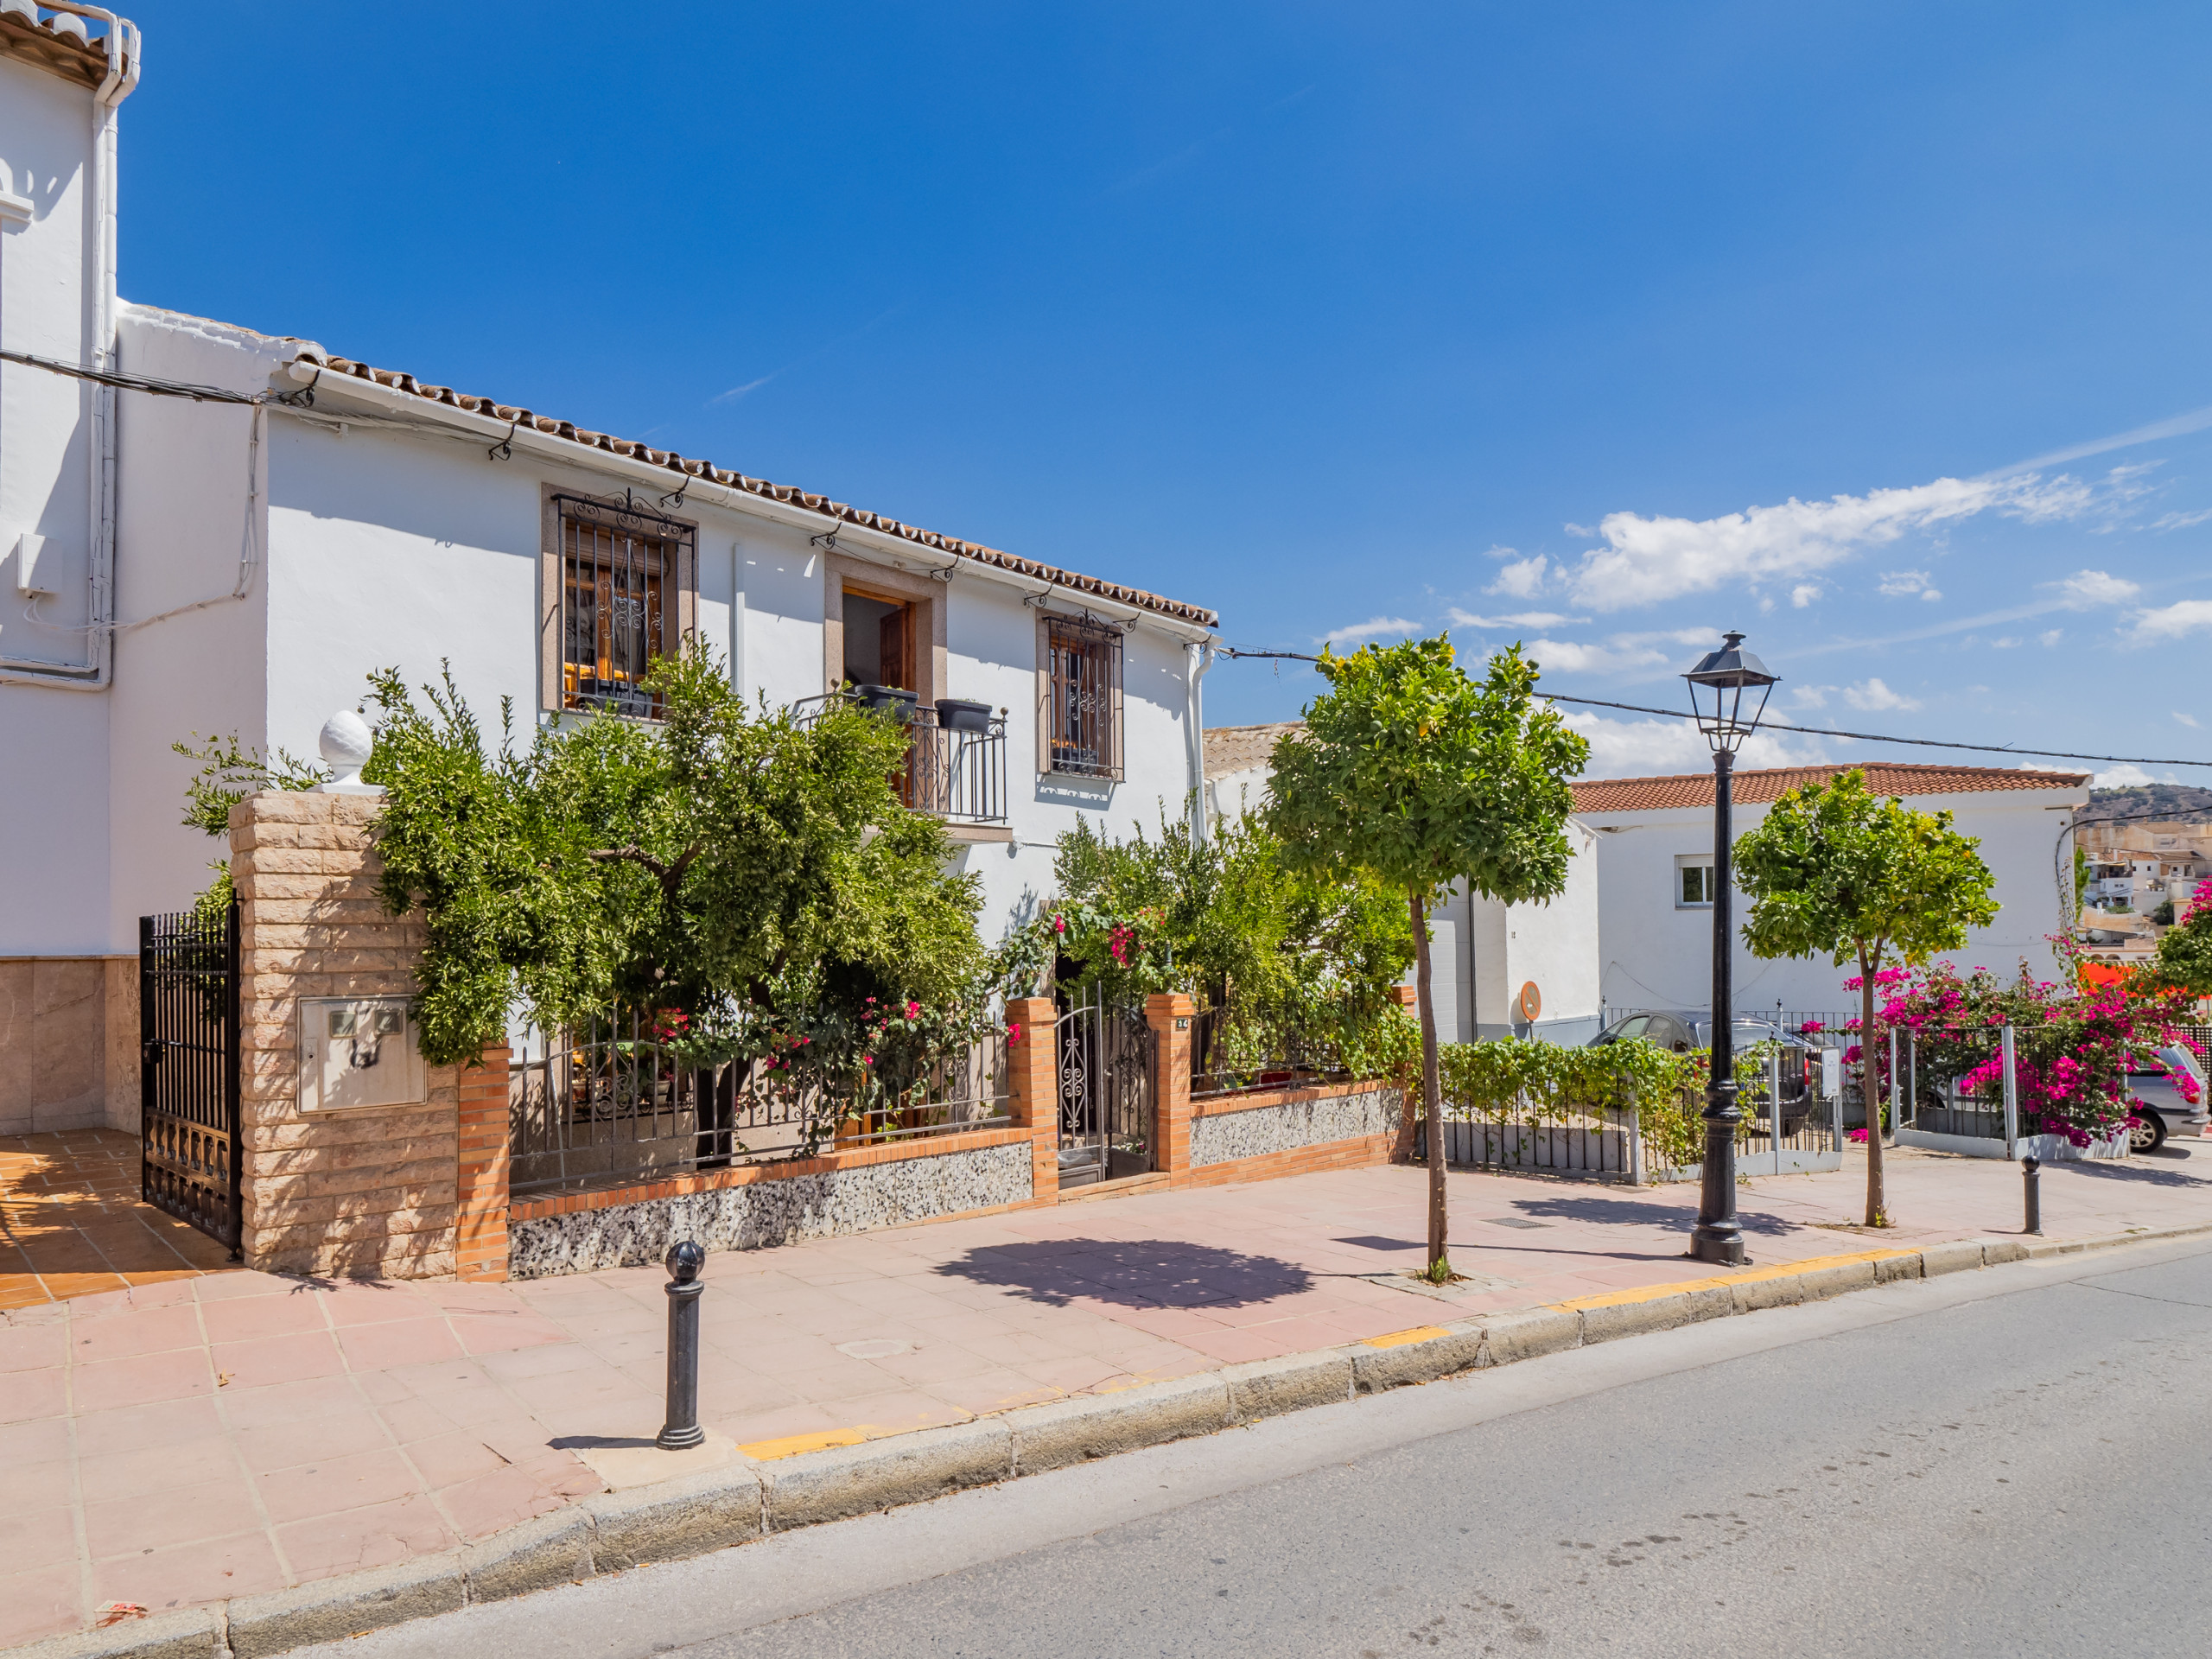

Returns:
1146,991,1193,1180
1006,995,1059,1206
455,1046,512,1281
231,791,459,1278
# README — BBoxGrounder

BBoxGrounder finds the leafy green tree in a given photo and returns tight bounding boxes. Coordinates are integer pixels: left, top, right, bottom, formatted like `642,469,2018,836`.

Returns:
1041,809,1415,1071
1733,770,1998,1225
359,645,988,1069
2151,886,2212,994
1265,638,1589,1278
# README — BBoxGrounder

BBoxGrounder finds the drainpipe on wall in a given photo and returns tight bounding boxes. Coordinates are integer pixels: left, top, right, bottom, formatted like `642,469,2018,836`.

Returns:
0,6,140,690
1186,639,1216,848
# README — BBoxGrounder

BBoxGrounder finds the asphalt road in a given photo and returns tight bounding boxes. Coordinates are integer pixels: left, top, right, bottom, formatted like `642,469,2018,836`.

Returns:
317,1237,2212,1659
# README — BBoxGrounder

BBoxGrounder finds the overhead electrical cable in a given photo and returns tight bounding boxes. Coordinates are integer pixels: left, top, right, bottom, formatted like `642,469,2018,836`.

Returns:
1213,645,2212,772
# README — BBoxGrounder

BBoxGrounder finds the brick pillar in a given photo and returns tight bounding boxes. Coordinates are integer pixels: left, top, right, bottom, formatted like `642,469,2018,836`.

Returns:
455,1046,512,1281
1146,992,1193,1180
1389,982,1421,1160
231,791,458,1279
1006,996,1059,1206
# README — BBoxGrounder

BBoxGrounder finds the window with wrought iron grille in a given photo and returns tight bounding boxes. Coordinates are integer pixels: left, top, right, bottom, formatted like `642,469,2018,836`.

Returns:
550,493,695,717
1043,615,1122,779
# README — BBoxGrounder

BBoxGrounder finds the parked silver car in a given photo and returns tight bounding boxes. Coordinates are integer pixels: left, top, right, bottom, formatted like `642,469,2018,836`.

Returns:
2125,1047,2210,1152
1589,1011,1824,1130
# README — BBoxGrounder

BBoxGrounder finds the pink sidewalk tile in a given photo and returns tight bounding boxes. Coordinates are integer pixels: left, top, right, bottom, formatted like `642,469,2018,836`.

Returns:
0,1562,86,1649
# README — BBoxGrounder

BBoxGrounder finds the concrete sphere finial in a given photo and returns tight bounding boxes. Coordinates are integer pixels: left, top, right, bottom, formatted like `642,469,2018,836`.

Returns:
316,710,379,794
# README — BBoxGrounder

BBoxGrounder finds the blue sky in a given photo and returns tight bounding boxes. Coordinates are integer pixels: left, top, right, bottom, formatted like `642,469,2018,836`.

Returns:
118,1,2212,780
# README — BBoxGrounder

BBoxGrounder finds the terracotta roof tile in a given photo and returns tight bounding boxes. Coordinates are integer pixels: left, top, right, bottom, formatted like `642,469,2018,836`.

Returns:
0,2,108,88
1570,761,2091,814
1202,722,1302,779
287,348,1219,628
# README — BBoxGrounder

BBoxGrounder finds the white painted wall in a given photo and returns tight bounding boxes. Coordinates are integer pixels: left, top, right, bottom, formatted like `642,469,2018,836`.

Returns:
1584,786,2083,1020
0,53,107,952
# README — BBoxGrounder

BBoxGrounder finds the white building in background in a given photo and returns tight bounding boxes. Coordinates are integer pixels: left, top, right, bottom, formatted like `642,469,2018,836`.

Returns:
1202,724,1605,1046
1573,761,2089,1020
1203,730,2088,1042
1,10,1218,1134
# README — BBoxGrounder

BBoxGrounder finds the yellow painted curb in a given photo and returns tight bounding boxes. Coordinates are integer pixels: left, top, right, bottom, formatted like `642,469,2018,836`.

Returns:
739,1426,874,1461
1363,1324,1452,1349
1548,1247,1917,1313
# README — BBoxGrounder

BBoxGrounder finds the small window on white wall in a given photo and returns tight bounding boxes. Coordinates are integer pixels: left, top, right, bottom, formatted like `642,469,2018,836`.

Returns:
1675,857,1715,908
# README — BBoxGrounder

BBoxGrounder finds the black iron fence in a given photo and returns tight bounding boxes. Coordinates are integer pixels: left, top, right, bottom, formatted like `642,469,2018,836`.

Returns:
1430,1106,1641,1180
509,1013,1010,1196
1057,989,1154,1187
792,692,1008,824
138,904,242,1255
1188,1001,1354,1098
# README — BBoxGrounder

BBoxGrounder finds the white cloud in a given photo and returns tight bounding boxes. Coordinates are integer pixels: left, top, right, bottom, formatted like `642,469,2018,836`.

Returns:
709,375,774,405
1560,711,1832,780
1991,636,2020,648
1444,608,1586,629
2039,628,2064,646
1485,554,1549,600
1566,471,2095,612
2053,569,2141,607
2175,711,2201,729
1523,638,1669,675
1789,583,1821,608
1842,677,1920,712
2152,508,2212,531
1878,569,1936,599
2132,600,2212,642
1321,615,1421,647
1789,684,1832,709
2094,764,2182,788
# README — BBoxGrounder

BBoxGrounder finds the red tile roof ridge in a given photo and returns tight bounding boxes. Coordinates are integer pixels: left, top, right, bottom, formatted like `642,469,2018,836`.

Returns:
282,345,1219,628
1572,760,2090,813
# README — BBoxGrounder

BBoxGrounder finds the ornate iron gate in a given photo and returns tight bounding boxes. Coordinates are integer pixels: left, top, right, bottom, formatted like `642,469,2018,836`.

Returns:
1055,990,1154,1189
139,903,243,1257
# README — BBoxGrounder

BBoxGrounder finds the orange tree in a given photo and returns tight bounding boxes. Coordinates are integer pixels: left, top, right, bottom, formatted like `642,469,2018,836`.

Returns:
1733,770,1997,1226
1264,638,1586,1280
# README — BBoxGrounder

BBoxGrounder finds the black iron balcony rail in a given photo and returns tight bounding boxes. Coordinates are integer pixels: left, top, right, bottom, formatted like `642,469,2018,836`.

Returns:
793,689,1009,825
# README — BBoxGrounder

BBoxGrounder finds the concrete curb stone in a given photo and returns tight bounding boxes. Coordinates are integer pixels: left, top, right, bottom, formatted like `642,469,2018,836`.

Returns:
765,1419,1012,1530
1732,1258,1875,1313
7,1611,222,1659
1580,1285,1732,1344
1350,1324,1485,1392
1010,1373,1230,1473
224,1554,467,1659
1979,1237,2030,1267
584,1466,765,1568
1919,1239,1986,1277
458,1508,596,1605
1221,1351,1353,1421
1478,1306,1581,1364
1873,1253,1923,1284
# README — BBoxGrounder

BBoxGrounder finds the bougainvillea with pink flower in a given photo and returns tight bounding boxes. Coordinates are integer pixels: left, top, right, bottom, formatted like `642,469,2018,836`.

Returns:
1870,952,2196,1147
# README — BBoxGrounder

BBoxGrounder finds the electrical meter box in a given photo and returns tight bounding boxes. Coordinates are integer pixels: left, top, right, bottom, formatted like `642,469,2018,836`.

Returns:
1820,1046,1842,1100
299,996,427,1111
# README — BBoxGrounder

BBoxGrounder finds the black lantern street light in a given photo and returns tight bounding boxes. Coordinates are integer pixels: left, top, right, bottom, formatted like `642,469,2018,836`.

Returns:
1682,631,1780,1268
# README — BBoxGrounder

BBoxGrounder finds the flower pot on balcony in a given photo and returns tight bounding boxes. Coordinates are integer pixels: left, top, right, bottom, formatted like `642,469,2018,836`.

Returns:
935,697,995,734
857,684,919,722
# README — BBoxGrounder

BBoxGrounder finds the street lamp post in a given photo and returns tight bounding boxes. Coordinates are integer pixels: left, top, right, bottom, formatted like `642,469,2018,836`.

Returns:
1682,631,1780,1267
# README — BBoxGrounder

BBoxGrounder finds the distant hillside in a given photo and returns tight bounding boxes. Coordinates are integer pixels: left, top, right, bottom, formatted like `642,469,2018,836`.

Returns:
2078,784,2212,826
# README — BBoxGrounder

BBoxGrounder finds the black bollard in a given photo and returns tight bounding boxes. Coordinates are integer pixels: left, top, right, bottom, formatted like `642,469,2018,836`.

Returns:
658,1240,707,1450
2021,1154,2042,1236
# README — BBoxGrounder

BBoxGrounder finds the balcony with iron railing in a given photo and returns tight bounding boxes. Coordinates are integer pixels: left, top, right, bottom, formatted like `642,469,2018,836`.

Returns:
792,689,1009,825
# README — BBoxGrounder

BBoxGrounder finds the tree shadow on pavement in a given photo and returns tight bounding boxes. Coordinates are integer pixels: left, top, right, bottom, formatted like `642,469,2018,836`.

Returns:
932,1239,1313,1309
1497,1192,1796,1237
2043,1154,2212,1191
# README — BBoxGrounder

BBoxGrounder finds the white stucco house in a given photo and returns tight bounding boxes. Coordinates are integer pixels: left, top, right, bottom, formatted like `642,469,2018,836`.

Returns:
1573,761,2089,1020
1,10,1219,1134
1202,724,1605,1046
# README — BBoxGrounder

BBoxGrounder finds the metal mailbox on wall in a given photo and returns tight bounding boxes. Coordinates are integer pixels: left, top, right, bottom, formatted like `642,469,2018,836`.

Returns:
299,997,427,1111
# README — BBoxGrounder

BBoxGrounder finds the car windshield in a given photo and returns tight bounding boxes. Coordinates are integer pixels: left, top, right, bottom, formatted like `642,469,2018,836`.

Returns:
1691,1020,1783,1049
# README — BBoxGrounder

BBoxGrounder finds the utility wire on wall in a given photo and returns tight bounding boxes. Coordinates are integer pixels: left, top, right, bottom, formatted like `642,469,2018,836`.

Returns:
1211,645,2212,772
